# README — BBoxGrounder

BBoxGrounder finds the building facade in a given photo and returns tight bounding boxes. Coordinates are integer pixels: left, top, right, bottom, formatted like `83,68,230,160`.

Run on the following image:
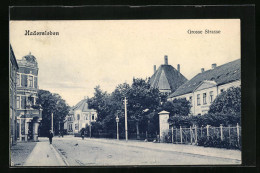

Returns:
16,52,42,141
65,98,97,134
149,55,187,94
10,45,19,146
168,59,241,115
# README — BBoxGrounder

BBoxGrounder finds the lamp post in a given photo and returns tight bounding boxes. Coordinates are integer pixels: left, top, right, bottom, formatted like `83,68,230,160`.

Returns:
124,97,128,141
116,115,119,140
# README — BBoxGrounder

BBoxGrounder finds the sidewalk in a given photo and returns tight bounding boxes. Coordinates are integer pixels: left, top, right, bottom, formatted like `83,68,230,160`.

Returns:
23,138,67,166
11,141,37,166
78,137,241,161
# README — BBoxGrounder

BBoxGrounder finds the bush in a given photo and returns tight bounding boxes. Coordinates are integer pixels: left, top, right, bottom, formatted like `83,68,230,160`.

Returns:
197,135,240,150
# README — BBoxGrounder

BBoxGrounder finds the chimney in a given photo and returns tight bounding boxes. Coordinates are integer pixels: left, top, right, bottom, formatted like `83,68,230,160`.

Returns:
154,65,156,73
177,64,180,72
164,55,168,65
212,63,217,69
201,68,205,73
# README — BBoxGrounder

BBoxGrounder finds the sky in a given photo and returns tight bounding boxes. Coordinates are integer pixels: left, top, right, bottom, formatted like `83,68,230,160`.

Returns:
10,19,240,106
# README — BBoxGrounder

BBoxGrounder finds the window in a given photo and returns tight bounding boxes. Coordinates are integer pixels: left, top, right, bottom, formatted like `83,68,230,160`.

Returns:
86,115,88,120
92,114,95,120
189,96,192,106
16,74,20,86
16,96,20,109
197,94,200,106
28,76,33,87
220,89,224,93
75,124,78,130
203,93,207,105
210,91,214,103
34,77,38,89
77,114,80,120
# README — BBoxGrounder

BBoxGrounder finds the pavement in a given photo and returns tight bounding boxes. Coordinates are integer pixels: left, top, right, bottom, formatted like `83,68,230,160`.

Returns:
10,141,37,166
22,138,67,166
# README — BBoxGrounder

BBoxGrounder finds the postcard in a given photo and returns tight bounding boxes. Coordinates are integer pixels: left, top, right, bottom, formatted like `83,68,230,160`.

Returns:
10,14,243,166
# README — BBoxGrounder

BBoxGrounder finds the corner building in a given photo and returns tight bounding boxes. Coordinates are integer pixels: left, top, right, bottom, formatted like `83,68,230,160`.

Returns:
16,53,42,141
10,45,19,145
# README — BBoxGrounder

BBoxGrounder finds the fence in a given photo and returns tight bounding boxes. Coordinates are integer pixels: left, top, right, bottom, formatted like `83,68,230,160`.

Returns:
163,123,241,149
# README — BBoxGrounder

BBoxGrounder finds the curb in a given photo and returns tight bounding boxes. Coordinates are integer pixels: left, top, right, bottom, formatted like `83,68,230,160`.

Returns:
50,144,69,166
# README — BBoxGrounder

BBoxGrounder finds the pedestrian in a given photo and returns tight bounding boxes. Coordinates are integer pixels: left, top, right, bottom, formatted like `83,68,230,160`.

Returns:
81,129,85,140
61,130,64,138
48,130,53,144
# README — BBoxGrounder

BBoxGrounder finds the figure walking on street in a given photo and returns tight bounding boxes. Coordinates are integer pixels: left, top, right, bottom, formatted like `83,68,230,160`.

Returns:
48,130,54,144
81,129,85,140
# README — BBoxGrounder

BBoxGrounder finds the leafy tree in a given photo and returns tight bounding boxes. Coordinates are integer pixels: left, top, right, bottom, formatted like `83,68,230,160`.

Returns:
208,87,241,114
87,86,110,122
161,98,191,117
88,79,161,139
126,78,161,139
35,89,70,136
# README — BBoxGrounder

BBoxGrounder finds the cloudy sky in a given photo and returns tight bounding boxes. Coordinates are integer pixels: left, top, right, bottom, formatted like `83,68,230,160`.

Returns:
10,19,240,106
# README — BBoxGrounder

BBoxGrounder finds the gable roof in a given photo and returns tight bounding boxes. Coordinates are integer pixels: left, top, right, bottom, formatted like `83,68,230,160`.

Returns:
149,65,187,93
168,59,241,98
71,99,96,112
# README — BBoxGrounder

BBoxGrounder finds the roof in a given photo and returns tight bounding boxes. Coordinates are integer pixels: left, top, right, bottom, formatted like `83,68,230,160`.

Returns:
17,52,38,68
168,59,241,98
10,45,19,69
149,65,187,93
71,99,96,112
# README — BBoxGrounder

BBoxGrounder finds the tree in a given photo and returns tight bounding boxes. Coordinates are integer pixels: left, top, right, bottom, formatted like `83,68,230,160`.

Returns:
35,89,70,136
126,78,161,139
208,87,241,114
87,79,161,139
161,98,191,117
87,86,110,122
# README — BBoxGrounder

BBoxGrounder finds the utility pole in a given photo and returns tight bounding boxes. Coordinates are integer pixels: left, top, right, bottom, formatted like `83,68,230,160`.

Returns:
51,112,54,133
124,97,128,141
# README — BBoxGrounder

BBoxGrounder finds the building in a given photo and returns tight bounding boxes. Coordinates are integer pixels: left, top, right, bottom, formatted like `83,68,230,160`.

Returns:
10,45,19,146
149,55,187,94
16,52,42,141
65,98,97,134
167,59,241,115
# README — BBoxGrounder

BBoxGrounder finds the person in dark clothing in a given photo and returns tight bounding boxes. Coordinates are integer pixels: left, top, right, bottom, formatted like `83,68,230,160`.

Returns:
81,129,85,140
48,130,54,144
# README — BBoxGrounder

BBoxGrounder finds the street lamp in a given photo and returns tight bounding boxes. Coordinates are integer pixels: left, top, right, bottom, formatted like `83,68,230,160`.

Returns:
116,115,119,140
124,97,128,141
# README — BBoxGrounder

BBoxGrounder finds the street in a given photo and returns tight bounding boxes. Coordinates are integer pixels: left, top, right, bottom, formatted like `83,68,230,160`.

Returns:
44,136,241,166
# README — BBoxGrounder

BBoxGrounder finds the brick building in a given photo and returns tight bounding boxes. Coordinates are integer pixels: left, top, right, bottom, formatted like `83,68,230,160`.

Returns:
10,45,19,145
16,52,42,141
